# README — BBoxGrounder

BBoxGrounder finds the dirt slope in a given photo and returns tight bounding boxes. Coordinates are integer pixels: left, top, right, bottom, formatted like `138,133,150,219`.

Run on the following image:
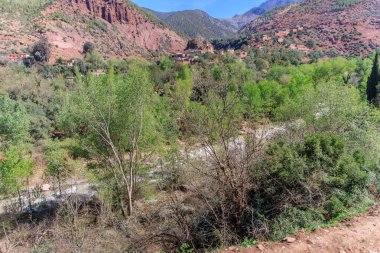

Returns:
223,205,380,253
0,0,187,62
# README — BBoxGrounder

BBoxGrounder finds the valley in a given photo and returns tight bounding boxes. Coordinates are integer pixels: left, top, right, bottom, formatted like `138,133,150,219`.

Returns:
0,0,380,252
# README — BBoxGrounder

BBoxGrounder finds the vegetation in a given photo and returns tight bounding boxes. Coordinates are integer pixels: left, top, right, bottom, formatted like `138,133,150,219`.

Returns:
367,51,379,105
83,42,95,54
150,9,236,39
0,0,53,17
30,38,52,63
0,49,379,252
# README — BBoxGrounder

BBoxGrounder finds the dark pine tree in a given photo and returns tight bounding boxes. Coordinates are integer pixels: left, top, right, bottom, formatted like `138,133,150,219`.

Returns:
367,51,379,105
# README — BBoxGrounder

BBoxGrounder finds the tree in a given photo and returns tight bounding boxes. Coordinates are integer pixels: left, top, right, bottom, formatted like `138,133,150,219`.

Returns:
84,50,104,70
181,77,269,246
0,95,30,147
83,42,95,54
30,37,51,63
0,147,33,210
58,63,160,216
305,39,315,49
44,142,70,195
367,51,379,105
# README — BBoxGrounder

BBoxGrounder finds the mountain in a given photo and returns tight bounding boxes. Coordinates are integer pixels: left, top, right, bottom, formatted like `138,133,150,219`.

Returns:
0,0,187,62
259,0,304,11
223,0,304,29
144,0,304,40
147,9,237,40
241,0,380,56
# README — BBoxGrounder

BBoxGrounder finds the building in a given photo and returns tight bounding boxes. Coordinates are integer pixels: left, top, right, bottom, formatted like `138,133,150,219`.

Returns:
5,53,30,63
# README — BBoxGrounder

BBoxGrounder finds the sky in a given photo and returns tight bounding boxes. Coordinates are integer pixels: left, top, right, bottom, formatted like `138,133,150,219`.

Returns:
131,0,267,18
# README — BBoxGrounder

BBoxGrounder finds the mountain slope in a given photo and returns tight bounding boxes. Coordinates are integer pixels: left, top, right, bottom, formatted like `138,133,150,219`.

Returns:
148,9,237,39
241,0,380,56
223,0,303,29
0,0,187,61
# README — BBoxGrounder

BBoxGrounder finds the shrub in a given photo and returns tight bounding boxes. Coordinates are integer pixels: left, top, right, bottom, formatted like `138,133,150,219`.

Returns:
30,38,51,62
83,41,95,54
254,134,370,220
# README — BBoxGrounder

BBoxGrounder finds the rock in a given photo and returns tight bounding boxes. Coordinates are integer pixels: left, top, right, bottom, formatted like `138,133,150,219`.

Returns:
339,250,347,253
186,38,214,52
283,237,296,243
41,184,51,191
257,244,265,251
228,246,237,251
306,239,315,245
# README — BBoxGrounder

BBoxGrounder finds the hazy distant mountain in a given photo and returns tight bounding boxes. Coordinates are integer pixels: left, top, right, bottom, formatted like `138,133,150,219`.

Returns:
147,9,237,40
223,0,304,29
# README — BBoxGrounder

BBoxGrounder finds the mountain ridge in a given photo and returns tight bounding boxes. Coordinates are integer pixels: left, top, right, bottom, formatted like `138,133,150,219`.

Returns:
146,9,237,40
0,0,187,61
223,0,304,29
241,0,380,56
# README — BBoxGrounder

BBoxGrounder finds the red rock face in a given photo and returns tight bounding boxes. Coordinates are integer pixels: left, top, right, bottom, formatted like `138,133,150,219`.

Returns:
69,0,131,24
0,0,187,61
62,0,187,54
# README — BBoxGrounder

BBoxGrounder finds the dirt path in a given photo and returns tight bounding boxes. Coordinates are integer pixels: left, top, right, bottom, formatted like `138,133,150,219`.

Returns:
223,206,380,253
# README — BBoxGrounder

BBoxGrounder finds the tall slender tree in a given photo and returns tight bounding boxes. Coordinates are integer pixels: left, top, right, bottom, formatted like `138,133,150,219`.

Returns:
367,51,379,105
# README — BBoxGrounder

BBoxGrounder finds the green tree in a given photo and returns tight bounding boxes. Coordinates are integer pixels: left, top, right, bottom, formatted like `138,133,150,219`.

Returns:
0,147,33,209
367,51,379,105
30,37,51,63
174,65,192,110
83,41,95,54
84,50,104,70
58,63,160,216
44,142,70,195
0,95,30,147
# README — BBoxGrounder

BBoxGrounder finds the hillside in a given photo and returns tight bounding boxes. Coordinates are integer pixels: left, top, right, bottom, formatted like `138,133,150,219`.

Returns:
222,0,304,29
148,9,237,40
0,0,187,61
241,0,380,56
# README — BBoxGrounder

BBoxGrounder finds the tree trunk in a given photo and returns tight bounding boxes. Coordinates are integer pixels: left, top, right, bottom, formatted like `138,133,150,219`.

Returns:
17,188,22,212
58,172,62,196
127,189,133,216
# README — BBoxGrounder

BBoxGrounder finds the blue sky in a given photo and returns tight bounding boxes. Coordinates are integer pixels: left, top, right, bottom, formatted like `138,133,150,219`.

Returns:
132,0,267,18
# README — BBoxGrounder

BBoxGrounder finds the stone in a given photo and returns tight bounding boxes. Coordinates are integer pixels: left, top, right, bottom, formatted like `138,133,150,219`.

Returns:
41,184,51,191
257,244,265,251
283,237,296,243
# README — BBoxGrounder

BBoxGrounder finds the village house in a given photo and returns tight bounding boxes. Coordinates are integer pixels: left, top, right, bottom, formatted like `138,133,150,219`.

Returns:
171,50,201,64
67,59,76,67
7,53,30,62
0,53,30,66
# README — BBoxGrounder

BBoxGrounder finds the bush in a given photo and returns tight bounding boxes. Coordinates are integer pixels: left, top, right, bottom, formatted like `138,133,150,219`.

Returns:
253,134,370,221
30,38,51,62
83,41,95,54
0,95,30,146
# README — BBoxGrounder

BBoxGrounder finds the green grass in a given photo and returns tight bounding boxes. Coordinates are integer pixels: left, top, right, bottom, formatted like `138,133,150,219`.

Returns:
0,0,53,17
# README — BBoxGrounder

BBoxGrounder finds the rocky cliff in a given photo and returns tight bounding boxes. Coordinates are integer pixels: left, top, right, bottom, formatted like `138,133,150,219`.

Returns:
0,0,187,61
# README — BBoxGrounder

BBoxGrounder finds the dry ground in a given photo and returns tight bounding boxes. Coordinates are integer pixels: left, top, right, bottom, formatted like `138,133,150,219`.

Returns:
223,205,380,253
